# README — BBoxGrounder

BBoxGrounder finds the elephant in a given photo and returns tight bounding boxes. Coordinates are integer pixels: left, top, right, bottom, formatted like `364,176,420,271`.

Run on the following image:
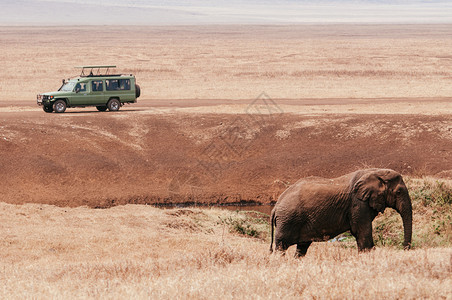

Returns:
269,168,412,256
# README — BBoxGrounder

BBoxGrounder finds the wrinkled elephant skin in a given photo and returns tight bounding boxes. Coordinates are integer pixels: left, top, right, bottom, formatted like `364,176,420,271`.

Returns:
269,169,412,257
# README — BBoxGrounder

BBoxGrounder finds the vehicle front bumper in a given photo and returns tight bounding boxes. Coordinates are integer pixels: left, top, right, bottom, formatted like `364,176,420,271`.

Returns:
37,94,53,106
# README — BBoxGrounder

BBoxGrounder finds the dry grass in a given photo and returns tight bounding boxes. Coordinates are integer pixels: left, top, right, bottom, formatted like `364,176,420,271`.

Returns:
0,202,450,299
1,25,452,102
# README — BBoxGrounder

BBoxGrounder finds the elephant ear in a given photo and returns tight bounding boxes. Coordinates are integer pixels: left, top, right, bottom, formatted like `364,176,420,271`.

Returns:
354,172,387,212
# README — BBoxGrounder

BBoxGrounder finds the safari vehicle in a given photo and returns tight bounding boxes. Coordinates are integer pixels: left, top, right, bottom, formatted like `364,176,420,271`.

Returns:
37,65,140,113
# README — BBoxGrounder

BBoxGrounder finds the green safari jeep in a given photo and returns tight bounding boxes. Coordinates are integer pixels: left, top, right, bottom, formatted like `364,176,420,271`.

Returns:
37,65,141,113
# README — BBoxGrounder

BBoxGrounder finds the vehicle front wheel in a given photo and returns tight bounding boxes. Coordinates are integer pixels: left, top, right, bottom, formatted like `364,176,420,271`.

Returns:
96,106,108,112
107,99,120,111
53,100,67,113
43,105,53,113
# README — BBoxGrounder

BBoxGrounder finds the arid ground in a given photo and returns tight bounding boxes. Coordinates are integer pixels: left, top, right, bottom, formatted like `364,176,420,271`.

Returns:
1,99,452,207
0,25,451,298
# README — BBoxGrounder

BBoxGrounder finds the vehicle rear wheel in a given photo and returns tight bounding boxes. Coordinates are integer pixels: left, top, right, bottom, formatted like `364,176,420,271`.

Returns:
96,106,107,112
43,105,53,113
53,100,66,113
135,84,141,98
107,98,120,111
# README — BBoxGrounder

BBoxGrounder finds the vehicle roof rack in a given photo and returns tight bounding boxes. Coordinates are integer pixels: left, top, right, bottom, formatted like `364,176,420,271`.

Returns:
76,65,117,77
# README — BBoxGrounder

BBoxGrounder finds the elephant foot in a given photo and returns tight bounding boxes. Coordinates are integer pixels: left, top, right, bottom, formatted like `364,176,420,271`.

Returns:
357,244,375,252
274,240,290,256
295,241,312,258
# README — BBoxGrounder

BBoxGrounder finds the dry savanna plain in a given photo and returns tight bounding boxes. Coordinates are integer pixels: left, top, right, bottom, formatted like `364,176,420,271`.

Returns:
0,25,451,298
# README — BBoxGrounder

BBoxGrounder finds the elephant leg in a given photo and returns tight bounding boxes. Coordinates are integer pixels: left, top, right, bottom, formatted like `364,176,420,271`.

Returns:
350,204,376,252
352,220,374,251
275,239,291,256
295,241,312,257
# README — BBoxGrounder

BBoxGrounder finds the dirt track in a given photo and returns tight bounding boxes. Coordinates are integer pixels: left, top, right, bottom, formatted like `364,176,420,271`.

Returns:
1,98,451,207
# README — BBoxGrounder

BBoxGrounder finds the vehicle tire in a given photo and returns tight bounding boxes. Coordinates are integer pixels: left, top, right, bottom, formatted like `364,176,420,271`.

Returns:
107,98,120,111
53,100,66,113
96,106,108,112
43,105,53,113
135,84,141,98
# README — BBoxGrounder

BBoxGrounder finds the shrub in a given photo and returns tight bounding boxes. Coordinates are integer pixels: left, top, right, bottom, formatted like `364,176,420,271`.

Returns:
410,179,452,207
218,211,268,240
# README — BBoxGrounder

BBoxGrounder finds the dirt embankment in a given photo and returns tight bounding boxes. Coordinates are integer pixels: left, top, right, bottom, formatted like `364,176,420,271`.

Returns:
1,102,451,208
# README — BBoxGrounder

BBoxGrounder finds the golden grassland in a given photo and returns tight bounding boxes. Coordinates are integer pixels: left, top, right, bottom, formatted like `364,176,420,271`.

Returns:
0,177,450,298
1,24,452,102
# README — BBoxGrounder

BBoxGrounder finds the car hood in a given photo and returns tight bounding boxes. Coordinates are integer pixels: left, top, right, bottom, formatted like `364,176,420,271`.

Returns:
41,91,71,97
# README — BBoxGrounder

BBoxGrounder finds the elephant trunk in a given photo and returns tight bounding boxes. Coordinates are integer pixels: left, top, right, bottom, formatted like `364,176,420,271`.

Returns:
396,197,412,249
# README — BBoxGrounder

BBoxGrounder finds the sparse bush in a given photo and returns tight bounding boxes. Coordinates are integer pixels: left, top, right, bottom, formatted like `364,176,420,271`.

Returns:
218,211,268,240
409,179,452,245
410,179,452,207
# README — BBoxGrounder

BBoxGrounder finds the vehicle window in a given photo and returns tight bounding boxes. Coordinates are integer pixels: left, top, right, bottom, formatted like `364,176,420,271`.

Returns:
106,79,119,91
119,79,131,90
106,79,131,91
74,82,87,92
92,80,103,92
60,81,76,92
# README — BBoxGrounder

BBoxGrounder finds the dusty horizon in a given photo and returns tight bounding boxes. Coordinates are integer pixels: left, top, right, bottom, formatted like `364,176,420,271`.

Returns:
2,0,452,25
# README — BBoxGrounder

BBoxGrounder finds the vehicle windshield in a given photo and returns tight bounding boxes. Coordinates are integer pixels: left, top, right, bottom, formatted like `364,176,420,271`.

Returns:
59,81,76,92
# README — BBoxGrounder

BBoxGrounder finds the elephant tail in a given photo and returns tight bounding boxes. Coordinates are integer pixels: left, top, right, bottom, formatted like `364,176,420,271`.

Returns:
269,208,276,253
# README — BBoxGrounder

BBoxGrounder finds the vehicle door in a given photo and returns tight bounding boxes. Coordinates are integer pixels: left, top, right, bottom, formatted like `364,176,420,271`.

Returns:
89,80,106,105
105,78,133,102
69,81,89,105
